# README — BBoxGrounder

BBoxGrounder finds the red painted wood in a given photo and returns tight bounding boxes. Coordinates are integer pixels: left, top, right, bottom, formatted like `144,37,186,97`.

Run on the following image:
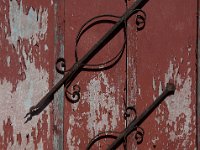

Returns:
0,0,57,149
52,0,65,149
0,0,198,149
127,0,197,149
64,1,127,149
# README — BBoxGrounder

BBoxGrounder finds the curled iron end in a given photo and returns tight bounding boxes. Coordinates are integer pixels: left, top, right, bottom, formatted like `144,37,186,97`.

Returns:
56,58,67,74
124,106,137,120
135,127,144,145
135,9,146,31
65,85,81,103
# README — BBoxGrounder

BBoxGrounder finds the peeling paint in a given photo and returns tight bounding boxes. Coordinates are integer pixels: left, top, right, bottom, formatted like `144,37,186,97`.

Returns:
152,77,156,91
83,72,120,137
44,44,48,51
6,56,11,67
66,114,82,150
165,73,192,146
152,136,159,146
7,0,48,48
0,56,50,148
155,60,194,147
66,127,80,150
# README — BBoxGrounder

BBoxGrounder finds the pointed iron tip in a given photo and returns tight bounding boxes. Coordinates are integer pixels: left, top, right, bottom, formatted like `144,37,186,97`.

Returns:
24,112,32,124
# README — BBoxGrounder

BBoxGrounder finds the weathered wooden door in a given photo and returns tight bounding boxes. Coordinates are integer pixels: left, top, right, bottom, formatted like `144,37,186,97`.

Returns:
63,0,197,149
0,0,198,149
0,0,58,149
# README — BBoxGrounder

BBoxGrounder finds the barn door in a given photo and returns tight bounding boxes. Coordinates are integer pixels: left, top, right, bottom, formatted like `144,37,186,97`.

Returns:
64,0,197,149
0,0,198,149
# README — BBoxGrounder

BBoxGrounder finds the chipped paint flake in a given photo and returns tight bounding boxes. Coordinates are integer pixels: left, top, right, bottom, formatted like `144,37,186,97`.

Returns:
7,0,48,47
6,56,11,67
44,44,48,51
160,60,193,147
0,56,50,148
152,77,156,91
67,127,79,150
51,0,54,5
83,72,119,137
165,76,192,145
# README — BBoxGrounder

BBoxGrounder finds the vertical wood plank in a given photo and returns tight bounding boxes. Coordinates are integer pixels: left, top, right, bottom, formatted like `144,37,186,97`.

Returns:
0,0,56,149
198,0,200,148
127,0,197,149
64,1,127,149
53,0,65,149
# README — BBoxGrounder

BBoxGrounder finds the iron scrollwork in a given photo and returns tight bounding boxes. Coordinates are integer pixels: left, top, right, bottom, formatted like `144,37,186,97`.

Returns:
24,0,149,123
24,0,176,149
87,83,175,149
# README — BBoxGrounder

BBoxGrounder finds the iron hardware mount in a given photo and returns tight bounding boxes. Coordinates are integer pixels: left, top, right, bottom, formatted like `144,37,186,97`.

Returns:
86,83,175,149
24,0,149,123
24,0,176,149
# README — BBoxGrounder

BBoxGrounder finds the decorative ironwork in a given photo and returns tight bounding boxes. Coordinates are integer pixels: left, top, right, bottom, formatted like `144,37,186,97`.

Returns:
24,0,176,149
24,0,149,124
124,106,137,120
65,84,81,103
86,83,175,149
56,58,67,74
105,83,175,149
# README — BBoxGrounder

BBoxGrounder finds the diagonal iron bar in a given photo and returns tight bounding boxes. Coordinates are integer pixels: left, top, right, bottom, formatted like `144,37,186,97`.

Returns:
107,83,176,150
24,0,150,123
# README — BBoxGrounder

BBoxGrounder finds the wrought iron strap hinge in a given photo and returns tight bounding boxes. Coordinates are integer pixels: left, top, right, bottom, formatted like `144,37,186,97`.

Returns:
86,83,176,149
24,0,149,123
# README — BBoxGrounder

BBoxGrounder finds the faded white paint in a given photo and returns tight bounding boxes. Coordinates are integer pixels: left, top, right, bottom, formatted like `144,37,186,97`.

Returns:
66,114,82,150
44,44,48,51
6,56,10,67
0,53,50,148
37,139,44,150
83,72,119,138
1,2,51,148
165,74,192,146
154,60,194,147
66,112,83,149
67,127,79,150
152,136,159,146
127,57,138,103
152,77,156,91
7,0,48,48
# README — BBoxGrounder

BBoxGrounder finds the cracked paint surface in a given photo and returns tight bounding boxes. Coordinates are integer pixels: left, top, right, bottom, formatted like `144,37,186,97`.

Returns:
0,0,55,149
64,1,126,149
83,72,120,138
7,0,48,48
65,72,122,149
164,61,193,145
0,58,51,149
153,60,195,148
126,0,197,149
0,0,196,149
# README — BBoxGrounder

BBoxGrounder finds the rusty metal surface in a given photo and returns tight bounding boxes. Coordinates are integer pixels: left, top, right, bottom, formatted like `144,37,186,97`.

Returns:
0,0,56,149
127,0,197,149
